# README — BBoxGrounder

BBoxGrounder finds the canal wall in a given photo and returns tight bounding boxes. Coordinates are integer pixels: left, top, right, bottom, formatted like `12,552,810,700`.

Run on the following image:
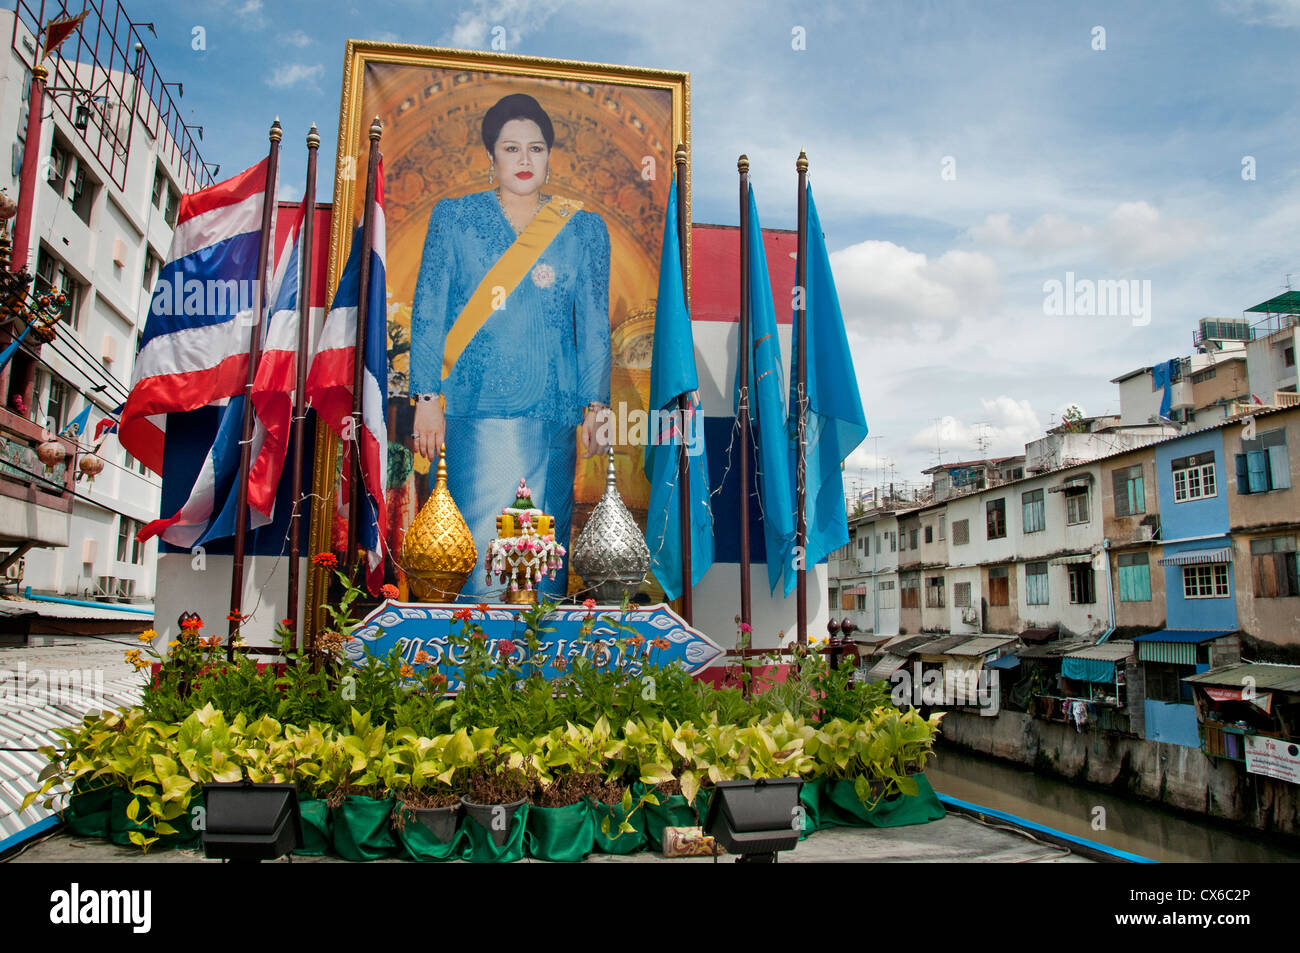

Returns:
939,710,1300,838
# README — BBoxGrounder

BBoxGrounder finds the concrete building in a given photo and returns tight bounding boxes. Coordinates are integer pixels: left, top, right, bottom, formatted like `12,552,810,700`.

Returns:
0,7,207,608
1243,292,1299,406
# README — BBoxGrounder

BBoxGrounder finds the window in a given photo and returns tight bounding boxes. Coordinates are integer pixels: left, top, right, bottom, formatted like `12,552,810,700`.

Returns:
1022,489,1045,533
863,535,870,556
1118,552,1152,602
1286,346,1296,368
67,156,96,224
1171,454,1217,503
924,525,933,544
43,376,67,434
986,498,1006,539
152,168,166,208
164,184,180,227
47,138,70,195
143,250,162,293
1113,465,1145,517
889,532,896,553
1235,430,1291,495
876,534,882,553
898,530,906,552
1068,564,1096,604
952,519,969,546
1250,536,1299,598
1025,561,1049,605
1191,367,1217,384
925,576,945,608
954,582,971,607
33,247,80,328
987,566,1009,606
900,576,920,609
1145,662,1195,704
117,518,143,563
1066,485,1090,524
909,528,918,549
856,595,866,613
877,580,896,609
1182,564,1229,599
939,516,946,540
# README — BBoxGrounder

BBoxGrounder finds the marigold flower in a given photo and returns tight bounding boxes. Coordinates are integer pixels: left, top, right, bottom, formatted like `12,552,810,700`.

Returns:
380,584,399,600
138,628,157,643
497,639,517,658
400,663,414,678
180,617,204,631
627,635,645,647
452,607,473,622
312,552,339,568
414,650,432,665
582,597,597,610
168,640,179,648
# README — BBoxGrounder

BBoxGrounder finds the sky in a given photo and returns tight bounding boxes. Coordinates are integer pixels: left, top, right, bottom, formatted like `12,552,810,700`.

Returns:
124,0,1300,494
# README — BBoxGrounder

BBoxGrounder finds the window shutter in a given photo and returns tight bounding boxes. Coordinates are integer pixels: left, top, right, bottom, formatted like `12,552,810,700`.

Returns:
1247,450,1271,493
1268,445,1291,490
1236,454,1250,495
1113,469,1129,516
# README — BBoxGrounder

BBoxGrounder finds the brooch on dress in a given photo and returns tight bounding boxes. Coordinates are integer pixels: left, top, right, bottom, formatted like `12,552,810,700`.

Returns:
532,262,556,289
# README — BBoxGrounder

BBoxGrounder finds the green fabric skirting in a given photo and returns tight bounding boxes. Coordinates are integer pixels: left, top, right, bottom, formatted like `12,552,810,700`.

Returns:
64,784,115,839
461,800,529,863
526,801,595,862
825,774,946,828
644,793,698,852
394,804,463,862
590,796,647,855
330,796,397,861
295,799,332,856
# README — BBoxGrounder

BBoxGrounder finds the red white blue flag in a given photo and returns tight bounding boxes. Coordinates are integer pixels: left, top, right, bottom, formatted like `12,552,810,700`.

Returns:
120,159,271,476
305,163,389,593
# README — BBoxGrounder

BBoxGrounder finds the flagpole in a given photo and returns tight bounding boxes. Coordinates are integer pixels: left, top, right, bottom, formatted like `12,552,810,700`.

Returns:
673,143,693,625
794,150,809,646
346,118,383,572
286,124,319,651
227,119,282,660
736,155,752,629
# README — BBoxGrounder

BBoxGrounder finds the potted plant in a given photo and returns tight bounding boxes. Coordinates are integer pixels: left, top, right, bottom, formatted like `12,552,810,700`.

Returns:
324,708,398,861
523,723,606,862
459,738,533,863
387,730,464,862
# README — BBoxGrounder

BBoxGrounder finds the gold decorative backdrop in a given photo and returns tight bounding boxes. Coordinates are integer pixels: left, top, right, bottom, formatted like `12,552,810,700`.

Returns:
309,42,688,617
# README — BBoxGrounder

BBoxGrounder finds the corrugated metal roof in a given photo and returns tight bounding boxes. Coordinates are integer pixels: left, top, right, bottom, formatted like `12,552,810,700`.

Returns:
881,635,941,656
915,635,969,657
1158,548,1232,567
1132,629,1235,643
1017,637,1095,659
1050,552,1095,566
1184,663,1300,694
0,642,143,851
0,598,154,623
1064,642,1136,662
946,636,1018,657
863,654,908,680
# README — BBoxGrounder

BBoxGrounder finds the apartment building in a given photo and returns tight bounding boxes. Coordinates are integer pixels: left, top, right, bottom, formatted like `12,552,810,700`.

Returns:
0,6,207,604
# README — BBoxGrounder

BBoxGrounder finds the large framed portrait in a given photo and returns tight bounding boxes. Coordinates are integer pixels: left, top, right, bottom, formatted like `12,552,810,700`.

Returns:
307,42,689,619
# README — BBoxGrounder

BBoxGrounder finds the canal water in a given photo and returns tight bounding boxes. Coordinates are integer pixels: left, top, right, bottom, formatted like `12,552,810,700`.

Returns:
927,744,1300,863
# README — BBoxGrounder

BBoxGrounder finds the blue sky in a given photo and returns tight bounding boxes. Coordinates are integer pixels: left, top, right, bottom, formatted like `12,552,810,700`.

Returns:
128,0,1300,491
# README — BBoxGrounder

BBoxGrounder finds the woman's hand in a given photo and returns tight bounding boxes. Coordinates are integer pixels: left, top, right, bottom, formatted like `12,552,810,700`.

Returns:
580,403,611,458
413,397,445,461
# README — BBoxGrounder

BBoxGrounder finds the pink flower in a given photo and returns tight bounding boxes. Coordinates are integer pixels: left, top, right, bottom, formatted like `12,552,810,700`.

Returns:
582,598,597,610
739,622,753,633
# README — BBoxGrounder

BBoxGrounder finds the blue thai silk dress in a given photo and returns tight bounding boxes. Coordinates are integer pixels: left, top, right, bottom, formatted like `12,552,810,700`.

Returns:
410,191,612,599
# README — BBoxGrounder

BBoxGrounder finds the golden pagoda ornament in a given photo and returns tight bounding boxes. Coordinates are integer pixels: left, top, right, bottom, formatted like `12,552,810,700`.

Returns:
486,478,566,605
401,450,477,602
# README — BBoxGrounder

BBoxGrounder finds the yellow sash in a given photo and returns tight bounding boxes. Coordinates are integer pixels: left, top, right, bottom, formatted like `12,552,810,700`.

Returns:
441,196,584,380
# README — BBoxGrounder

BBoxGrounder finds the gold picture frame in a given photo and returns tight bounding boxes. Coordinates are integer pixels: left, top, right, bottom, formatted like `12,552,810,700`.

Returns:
306,40,690,635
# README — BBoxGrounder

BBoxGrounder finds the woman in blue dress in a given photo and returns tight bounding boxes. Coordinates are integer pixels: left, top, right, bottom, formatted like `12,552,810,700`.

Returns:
409,93,611,600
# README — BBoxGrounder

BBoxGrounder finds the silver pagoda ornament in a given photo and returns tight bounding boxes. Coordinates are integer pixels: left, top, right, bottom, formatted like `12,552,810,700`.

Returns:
571,448,651,603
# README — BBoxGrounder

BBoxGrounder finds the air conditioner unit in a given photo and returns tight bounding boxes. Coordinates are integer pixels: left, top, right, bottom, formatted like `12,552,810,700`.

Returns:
81,538,98,564
115,578,135,600
1137,525,1153,542
94,576,114,598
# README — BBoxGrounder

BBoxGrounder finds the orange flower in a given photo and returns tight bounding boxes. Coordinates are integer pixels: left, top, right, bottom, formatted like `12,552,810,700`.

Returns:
226,611,244,622
627,635,645,647
428,672,448,689
476,603,490,615
652,637,670,650
312,552,338,568
180,616,204,632
380,584,399,600
400,664,414,678
414,650,432,665
452,607,473,622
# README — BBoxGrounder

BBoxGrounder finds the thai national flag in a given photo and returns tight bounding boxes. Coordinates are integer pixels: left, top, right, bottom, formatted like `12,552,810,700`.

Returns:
305,162,389,593
119,159,272,475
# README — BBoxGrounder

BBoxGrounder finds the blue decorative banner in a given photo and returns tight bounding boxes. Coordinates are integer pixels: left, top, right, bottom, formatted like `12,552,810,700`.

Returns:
346,602,724,691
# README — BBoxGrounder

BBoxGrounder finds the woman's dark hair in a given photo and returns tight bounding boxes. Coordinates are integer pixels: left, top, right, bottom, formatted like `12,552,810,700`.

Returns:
481,93,555,154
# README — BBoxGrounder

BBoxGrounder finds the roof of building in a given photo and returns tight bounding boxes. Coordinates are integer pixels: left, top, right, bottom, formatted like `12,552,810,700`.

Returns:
1184,662,1300,694
921,456,1024,475
0,641,143,853
1245,290,1300,314
946,635,1018,657
1016,637,1095,660
0,598,153,624
1131,629,1236,644
1063,642,1136,662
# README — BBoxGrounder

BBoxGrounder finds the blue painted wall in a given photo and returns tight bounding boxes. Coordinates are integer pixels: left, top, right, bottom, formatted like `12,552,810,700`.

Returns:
1154,429,1237,631
1144,700,1201,748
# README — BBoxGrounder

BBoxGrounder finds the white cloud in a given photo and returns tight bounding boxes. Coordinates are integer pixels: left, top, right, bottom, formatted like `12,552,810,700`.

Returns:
267,64,325,89
284,30,312,48
1102,201,1205,266
830,240,1001,335
1220,0,1300,26
236,0,264,22
443,0,566,49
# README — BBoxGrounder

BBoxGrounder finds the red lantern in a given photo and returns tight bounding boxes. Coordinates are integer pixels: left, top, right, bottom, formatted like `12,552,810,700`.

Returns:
36,439,68,472
78,453,104,483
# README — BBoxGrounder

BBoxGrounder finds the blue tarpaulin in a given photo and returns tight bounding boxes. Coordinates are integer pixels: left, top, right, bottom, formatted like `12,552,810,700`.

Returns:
985,655,1021,670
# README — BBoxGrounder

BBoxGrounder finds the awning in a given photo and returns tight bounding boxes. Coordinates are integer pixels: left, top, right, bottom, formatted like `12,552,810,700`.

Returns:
1049,474,1093,493
1062,657,1117,683
1184,663,1300,694
985,654,1021,671
1020,627,1059,644
1158,548,1232,567
946,635,1017,657
1064,643,1135,663
1050,552,1095,566
864,654,908,680
1133,629,1234,665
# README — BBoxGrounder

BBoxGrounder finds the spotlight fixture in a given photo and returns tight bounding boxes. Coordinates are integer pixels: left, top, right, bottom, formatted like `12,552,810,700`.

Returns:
201,782,302,863
704,778,804,863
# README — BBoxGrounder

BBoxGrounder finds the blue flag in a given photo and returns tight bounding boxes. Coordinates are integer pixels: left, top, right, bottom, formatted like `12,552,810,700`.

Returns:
734,185,795,593
61,403,91,440
645,176,714,600
785,184,868,597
